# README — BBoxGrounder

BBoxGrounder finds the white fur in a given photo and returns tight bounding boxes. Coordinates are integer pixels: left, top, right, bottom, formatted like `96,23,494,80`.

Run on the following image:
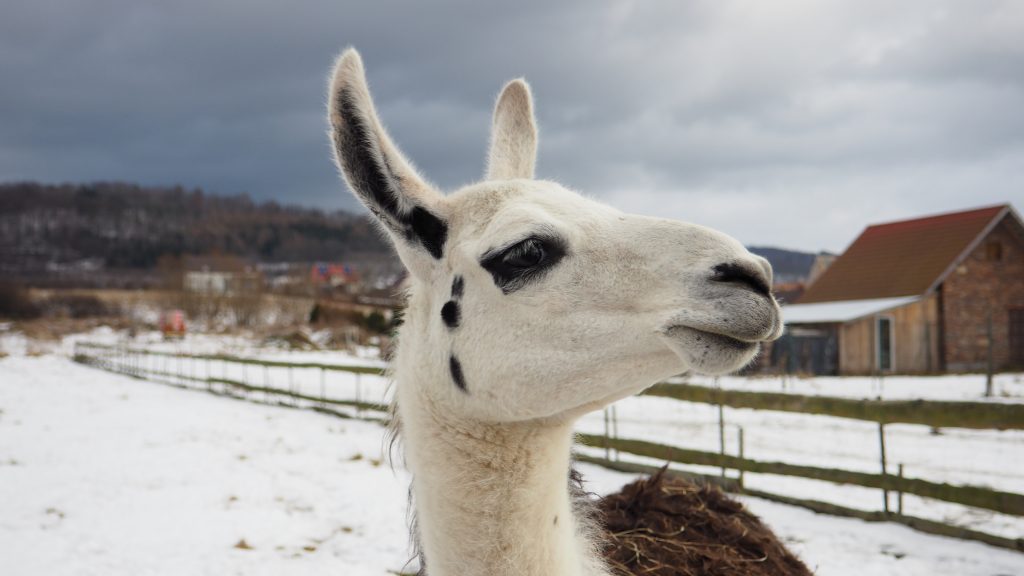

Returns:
327,48,782,576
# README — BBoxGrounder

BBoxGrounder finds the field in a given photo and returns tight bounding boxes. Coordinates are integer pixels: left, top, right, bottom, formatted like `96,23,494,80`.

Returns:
1,328,1022,575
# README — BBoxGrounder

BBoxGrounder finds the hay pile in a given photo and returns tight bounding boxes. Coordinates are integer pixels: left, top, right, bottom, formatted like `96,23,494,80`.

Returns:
599,469,812,576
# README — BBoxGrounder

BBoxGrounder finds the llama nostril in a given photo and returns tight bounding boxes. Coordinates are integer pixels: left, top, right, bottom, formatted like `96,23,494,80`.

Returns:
711,262,771,298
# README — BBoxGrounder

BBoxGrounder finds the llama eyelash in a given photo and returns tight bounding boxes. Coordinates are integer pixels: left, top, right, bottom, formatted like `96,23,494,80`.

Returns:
479,234,568,294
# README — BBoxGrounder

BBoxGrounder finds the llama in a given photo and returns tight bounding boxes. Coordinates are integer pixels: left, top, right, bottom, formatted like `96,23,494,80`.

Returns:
327,48,782,576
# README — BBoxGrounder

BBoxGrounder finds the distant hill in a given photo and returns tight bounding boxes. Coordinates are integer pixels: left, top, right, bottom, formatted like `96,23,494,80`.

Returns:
0,181,397,288
0,182,828,290
748,246,827,285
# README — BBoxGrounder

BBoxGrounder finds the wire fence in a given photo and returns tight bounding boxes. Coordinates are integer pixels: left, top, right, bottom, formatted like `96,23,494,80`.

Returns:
73,341,1024,553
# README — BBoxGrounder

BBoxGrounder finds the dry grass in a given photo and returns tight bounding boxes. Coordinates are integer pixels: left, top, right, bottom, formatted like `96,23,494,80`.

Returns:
600,468,811,576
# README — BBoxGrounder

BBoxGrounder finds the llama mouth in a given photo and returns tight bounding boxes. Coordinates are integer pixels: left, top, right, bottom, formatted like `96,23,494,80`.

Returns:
665,326,755,350
659,325,760,374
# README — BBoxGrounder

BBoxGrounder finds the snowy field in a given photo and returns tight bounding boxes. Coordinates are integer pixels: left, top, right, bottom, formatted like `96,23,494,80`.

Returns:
1,330,1023,575
54,329,1024,540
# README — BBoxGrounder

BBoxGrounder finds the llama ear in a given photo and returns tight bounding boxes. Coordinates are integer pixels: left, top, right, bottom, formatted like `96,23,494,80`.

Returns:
328,48,448,275
486,79,538,181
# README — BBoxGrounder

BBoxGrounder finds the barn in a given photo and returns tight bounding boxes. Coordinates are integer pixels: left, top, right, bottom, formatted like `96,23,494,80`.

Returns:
772,204,1024,375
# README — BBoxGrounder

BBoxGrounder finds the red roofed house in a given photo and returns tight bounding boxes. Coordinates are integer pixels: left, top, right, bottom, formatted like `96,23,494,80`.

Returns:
773,204,1024,375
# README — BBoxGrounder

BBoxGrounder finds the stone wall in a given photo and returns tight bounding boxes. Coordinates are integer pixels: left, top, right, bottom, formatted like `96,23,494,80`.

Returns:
941,215,1024,371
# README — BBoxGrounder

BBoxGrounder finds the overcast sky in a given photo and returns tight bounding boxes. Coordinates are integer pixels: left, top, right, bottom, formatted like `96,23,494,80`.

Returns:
2,1,1022,252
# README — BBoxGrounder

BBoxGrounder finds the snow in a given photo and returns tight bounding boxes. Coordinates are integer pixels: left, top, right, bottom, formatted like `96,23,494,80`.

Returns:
684,372,1024,403
782,296,921,324
2,340,1022,575
0,355,411,576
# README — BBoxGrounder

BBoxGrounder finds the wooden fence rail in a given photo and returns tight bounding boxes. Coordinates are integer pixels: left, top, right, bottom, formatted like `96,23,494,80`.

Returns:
577,455,1024,553
576,433,1024,516
74,342,387,375
642,382,1024,430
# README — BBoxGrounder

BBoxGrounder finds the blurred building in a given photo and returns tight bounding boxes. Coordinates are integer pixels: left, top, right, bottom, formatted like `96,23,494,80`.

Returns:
770,204,1023,375
182,255,262,296
310,262,360,294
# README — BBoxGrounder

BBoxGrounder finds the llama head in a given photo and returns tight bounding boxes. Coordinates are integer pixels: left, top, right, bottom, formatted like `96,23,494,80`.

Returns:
328,49,782,423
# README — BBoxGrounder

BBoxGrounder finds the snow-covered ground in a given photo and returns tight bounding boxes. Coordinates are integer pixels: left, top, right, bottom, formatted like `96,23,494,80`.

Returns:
686,371,1024,403
41,328,1024,539
1,353,1022,575
2,325,1024,569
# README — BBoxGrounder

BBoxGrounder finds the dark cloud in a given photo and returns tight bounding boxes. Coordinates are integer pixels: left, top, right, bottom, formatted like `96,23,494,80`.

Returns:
2,0,1022,251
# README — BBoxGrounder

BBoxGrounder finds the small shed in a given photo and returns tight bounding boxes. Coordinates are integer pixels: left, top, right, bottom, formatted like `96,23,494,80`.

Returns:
778,204,1024,375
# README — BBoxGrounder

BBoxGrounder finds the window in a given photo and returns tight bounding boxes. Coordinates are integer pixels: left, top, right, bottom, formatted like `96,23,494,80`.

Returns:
986,241,1003,262
877,316,894,372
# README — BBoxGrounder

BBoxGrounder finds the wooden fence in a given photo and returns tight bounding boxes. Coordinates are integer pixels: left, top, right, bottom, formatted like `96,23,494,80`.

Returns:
642,382,1024,430
72,341,1024,553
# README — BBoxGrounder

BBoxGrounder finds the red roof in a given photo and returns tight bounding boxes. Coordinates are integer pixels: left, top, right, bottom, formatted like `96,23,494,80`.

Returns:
798,205,1012,304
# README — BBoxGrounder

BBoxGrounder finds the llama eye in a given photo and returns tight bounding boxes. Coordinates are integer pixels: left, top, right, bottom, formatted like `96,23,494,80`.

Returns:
480,233,567,294
503,238,546,268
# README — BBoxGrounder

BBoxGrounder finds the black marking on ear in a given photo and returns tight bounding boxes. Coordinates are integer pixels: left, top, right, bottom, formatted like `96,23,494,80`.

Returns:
449,355,467,393
335,89,400,217
451,275,465,299
409,206,447,259
441,301,461,328
334,88,447,259
480,233,567,294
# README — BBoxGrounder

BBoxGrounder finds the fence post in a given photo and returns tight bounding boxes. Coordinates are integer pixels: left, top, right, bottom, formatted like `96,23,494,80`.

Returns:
263,365,270,403
603,408,611,460
288,366,295,405
716,377,726,478
738,425,745,489
897,463,904,515
610,404,620,462
320,367,326,408
986,311,994,397
879,421,889,514
356,373,363,416
242,362,249,398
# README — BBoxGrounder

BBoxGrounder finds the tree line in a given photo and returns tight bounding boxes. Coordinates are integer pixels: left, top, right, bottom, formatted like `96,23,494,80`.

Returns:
0,181,393,285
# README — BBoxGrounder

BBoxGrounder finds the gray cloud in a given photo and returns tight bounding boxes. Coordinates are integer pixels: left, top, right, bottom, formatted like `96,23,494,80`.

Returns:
2,0,1022,252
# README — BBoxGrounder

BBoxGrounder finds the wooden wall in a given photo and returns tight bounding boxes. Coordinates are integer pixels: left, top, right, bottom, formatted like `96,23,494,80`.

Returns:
839,295,940,374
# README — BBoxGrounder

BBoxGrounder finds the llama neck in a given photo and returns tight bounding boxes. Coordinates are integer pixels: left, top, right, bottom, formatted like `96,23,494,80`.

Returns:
399,392,605,576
